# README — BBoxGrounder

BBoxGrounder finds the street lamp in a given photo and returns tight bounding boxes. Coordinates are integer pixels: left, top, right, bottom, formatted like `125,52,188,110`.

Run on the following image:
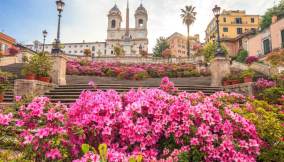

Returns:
42,30,48,53
52,0,65,55
212,5,225,57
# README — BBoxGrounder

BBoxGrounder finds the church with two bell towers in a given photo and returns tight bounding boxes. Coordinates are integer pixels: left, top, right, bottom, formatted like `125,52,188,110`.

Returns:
26,1,148,57
106,1,148,56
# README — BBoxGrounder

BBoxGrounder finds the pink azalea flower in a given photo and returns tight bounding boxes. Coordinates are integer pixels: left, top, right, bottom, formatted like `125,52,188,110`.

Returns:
46,148,62,160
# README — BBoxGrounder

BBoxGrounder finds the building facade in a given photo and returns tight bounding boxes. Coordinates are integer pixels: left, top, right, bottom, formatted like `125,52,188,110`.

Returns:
0,32,16,56
205,10,260,42
167,32,200,57
106,2,148,56
26,41,107,57
26,1,148,57
248,16,284,56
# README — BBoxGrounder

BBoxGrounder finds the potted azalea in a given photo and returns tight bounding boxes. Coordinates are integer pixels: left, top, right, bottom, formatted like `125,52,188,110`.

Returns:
229,74,241,85
241,69,255,83
21,64,36,80
222,75,230,86
35,54,52,83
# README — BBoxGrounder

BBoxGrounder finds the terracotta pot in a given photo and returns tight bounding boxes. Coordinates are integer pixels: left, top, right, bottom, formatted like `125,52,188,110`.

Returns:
244,77,253,83
38,76,50,83
223,80,230,86
25,74,36,80
230,80,240,85
0,94,4,103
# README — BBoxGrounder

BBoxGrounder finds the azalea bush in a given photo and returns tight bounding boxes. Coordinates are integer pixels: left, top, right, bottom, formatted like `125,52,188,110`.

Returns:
233,100,284,162
0,79,264,162
66,60,208,80
245,56,259,65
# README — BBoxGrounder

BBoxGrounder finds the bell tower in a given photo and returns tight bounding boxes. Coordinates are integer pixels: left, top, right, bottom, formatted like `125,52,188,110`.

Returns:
108,4,122,30
135,3,148,29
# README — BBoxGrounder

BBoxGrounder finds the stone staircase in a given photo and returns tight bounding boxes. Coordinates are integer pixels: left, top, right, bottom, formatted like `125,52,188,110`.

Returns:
45,84,223,104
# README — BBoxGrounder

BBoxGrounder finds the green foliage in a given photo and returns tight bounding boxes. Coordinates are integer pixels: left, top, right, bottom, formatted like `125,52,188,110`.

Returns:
153,37,170,57
260,87,284,104
81,144,90,154
233,100,284,162
235,50,248,63
114,45,125,57
21,54,53,77
260,0,284,29
202,41,228,62
178,147,204,162
241,69,255,78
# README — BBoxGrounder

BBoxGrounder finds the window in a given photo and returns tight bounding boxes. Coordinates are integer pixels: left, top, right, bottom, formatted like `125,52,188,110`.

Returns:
86,45,89,47
138,19,144,27
74,51,77,53
111,20,116,28
237,28,243,34
251,18,255,23
223,17,226,23
281,30,284,48
92,46,96,51
74,45,77,48
263,39,271,55
235,18,242,24
223,27,228,32
80,50,83,53
80,45,83,48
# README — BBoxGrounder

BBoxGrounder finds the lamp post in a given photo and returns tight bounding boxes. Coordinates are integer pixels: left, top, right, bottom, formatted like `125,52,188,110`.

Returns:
212,5,225,57
52,0,65,55
42,30,48,53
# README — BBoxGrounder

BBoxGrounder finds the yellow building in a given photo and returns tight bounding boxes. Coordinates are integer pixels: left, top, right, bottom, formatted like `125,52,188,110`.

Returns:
167,32,200,57
205,10,260,42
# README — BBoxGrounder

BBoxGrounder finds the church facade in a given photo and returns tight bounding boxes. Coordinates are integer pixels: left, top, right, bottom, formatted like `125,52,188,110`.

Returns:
106,2,148,56
26,1,149,57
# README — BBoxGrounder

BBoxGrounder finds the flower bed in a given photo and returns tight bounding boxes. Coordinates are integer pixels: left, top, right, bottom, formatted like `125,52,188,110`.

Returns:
66,60,209,80
2,78,279,161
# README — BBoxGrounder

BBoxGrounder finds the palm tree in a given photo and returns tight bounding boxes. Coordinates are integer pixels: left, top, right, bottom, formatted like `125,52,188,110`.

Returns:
181,5,197,58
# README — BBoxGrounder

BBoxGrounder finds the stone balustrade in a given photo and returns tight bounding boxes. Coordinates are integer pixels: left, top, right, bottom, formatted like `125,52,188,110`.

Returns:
14,79,56,97
65,55,198,64
224,82,255,96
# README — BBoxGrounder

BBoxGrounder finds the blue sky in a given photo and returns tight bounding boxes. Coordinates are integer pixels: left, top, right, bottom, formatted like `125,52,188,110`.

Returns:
0,0,278,51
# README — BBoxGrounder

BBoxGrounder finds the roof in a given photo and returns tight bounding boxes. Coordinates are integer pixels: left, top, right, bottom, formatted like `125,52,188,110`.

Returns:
167,32,198,41
0,32,16,44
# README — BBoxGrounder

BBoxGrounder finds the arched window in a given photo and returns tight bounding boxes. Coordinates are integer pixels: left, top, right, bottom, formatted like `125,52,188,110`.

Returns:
138,19,144,27
111,20,116,28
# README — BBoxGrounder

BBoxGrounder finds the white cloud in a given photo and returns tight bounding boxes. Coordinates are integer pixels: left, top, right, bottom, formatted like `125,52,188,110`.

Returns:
54,0,276,52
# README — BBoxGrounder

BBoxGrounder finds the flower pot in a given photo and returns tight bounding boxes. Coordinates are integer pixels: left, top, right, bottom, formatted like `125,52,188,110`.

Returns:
0,94,4,103
223,80,230,86
230,80,240,85
38,76,50,83
244,77,253,83
25,74,36,80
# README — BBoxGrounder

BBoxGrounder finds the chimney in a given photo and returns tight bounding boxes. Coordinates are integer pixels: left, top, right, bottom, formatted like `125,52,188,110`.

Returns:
272,15,278,24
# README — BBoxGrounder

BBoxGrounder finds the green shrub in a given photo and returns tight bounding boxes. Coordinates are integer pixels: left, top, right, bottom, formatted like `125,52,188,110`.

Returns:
260,87,284,104
233,100,284,162
236,50,248,63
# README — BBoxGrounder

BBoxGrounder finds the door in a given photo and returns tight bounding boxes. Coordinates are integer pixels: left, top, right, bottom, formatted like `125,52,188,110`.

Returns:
281,30,284,48
263,39,271,55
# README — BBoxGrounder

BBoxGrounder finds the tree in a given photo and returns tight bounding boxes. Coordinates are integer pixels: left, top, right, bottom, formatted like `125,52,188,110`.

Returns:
202,41,228,62
153,37,169,57
260,0,284,29
114,45,125,57
83,49,92,57
181,5,197,58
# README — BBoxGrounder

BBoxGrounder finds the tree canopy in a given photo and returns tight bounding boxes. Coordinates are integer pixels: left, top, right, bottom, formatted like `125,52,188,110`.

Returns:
153,37,170,57
202,41,228,62
260,0,284,30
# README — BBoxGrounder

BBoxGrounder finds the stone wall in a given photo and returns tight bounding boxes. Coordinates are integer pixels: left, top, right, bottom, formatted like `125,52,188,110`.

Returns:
0,56,19,66
66,55,198,64
14,79,56,97
224,82,255,96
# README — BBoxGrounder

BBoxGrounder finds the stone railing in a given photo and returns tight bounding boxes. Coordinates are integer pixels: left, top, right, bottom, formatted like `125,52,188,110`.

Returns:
14,79,56,97
231,61,282,76
0,56,20,66
65,54,196,64
224,82,255,96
